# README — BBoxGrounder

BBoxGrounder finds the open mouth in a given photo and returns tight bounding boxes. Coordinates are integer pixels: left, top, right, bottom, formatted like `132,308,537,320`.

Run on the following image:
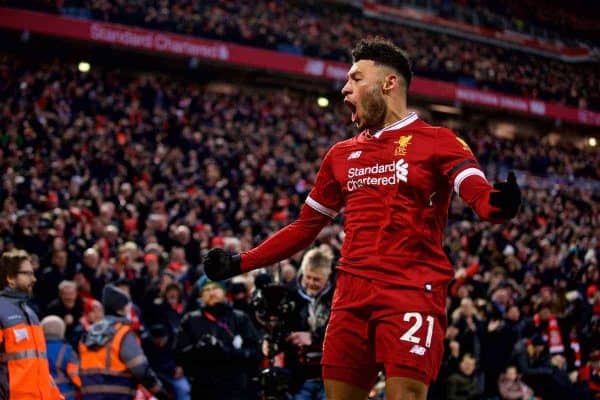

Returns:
344,99,357,123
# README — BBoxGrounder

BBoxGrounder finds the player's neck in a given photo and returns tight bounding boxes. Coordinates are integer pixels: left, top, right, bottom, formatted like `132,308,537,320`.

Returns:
381,105,409,130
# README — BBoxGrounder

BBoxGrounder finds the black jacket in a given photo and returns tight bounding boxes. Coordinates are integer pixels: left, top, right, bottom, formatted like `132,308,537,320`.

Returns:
174,302,260,399
286,276,333,384
512,338,574,400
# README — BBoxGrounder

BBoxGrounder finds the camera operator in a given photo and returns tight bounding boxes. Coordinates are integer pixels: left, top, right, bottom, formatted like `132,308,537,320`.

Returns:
285,246,334,400
174,276,261,400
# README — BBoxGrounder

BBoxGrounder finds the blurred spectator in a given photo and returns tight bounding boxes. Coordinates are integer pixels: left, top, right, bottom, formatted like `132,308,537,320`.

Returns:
174,277,261,400
446,353,484,400
280,261,298,290
79,284,167,399
578,349,600,399
36,249,75,311
497,365,534,400
481,305,529,397
511,334,574,399
70,298,105,346
26,217,54,265
230,281,252,314
170,225,201,268
78,298,104,330
145,282,185,337
142,324,191,400
284,246,334,399
533,302,565,355
451,297,484,360
41,315,82,400
45,280,84,344
75,247,107,300
114,279,144,333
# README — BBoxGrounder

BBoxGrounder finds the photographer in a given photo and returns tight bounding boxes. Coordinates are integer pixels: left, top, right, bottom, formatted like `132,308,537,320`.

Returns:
174,276,261,400
285,247,334,400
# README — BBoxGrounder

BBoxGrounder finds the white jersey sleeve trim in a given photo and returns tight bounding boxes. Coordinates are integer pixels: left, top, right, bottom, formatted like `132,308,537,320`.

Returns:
454,168,487,195
306,196,338,219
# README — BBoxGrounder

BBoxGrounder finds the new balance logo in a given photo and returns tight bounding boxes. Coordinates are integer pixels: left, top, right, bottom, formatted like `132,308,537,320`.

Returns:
348,151,362,160
409,345,427,356
395,159,409,183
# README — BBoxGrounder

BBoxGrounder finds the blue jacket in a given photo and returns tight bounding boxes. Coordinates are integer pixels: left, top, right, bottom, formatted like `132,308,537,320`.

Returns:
46,337,80,400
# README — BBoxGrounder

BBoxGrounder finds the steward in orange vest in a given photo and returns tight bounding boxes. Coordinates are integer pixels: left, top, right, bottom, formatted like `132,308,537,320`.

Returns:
79,284,167,400
0,249,64,399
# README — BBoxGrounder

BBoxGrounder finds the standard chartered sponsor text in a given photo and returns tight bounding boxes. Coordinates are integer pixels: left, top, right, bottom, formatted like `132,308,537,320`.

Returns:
154,35,229,59
89,24,229,60
347,159,408,191
90,24,153,48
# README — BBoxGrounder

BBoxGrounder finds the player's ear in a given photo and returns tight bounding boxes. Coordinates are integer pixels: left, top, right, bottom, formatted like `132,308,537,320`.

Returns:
382,74,398,93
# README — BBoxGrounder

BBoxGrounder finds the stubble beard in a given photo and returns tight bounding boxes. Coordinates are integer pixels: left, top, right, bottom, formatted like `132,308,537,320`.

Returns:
17,282,33,296
360,87,386,132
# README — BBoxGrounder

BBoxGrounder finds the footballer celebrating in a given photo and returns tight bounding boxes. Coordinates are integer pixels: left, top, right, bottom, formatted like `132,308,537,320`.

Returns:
205,37,521,400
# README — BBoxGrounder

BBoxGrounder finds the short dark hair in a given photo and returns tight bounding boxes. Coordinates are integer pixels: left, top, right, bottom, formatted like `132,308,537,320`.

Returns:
351,37,413,88
0,249,30,289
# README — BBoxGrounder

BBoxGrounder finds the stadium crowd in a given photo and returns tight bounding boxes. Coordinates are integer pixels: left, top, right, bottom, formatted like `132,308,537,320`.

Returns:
6,0,600,112
380,0,600,47
0,55,599,400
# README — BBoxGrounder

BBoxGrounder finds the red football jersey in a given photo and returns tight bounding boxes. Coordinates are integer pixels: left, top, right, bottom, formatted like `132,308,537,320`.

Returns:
306,112,485,291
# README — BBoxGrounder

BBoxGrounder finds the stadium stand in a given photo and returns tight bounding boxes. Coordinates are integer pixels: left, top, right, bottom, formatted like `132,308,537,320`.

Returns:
5,0,600,111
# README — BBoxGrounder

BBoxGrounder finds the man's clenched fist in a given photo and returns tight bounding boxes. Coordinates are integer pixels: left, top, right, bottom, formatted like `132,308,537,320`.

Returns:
489,171,521,220
204,248,242,280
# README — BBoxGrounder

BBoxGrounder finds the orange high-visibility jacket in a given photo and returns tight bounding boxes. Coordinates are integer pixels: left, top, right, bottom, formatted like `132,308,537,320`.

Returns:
78,321,137,399
0,288,64,400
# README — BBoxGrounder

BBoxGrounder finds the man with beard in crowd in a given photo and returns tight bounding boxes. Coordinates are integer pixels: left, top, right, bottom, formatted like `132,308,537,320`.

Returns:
0,249,63,399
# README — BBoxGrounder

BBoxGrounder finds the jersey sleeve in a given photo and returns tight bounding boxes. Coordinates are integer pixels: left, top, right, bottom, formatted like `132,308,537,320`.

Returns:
435,127,508,222
435,127,486,194
305,148,343,218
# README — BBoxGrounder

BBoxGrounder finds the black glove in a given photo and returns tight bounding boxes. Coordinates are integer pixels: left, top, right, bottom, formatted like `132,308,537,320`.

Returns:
204,248,242,280
195,333,233,360
489,171,521,220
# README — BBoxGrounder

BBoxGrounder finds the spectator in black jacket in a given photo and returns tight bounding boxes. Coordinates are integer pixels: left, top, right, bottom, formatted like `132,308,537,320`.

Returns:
145,282,185,337
512,334,574,399
174,276,261,400
446,353,484,400
143,324,191,400
35,249,75,311
45,280,84,348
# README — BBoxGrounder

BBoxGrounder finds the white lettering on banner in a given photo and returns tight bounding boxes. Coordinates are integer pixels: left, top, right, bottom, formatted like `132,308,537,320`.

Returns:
529,100,546,115
346,159,408,192
456,88,499,106
578,110,600,125
456,88,498,107
90,24,229,60
90,23,153,48
154,34,229,60
325,65,348,80
499,97,528,111
304,60,325,76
